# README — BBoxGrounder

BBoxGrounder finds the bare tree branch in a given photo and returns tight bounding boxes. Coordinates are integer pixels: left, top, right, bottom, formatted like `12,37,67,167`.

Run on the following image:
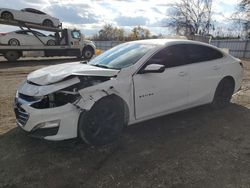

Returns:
165,0,213,36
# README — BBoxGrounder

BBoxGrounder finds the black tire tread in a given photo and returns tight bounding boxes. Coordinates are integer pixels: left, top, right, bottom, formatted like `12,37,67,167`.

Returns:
78,95,126,146
211,77,235,109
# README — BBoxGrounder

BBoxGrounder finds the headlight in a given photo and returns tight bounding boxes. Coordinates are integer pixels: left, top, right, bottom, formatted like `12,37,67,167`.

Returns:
50,91,81,107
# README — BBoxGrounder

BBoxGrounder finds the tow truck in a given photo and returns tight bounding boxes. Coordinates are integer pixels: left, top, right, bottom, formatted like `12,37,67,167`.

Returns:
0,18,96,61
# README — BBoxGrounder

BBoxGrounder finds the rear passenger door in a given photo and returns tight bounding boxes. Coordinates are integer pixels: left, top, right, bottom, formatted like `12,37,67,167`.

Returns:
185,44,224,106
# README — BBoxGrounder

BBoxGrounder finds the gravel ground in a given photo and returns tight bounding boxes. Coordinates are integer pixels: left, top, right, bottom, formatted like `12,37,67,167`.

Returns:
0,57,250,188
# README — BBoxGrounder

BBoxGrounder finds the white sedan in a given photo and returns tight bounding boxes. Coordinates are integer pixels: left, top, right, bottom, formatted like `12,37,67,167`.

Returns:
0,8,60,27
14,39,243,146
0,30,56,46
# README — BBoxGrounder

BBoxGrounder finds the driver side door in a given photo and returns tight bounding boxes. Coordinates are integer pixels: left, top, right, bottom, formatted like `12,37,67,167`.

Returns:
133,45,190,120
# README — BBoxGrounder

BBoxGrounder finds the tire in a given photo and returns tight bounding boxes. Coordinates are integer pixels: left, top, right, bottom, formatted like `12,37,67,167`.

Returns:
211,78,235,109
1,12,13,20
82,47,94,60
4,51,20,62
42,19,53,27
8,38,20,46
78,96,126,146
47,39,56,46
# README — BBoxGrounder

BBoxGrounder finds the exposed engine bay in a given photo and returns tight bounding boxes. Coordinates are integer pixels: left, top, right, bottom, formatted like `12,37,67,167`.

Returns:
17,76,111,109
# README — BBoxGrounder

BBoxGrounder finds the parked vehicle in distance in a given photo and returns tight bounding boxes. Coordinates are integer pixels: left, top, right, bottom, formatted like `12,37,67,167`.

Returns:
14,39,243,146
0,8,61,27
0,30,56,46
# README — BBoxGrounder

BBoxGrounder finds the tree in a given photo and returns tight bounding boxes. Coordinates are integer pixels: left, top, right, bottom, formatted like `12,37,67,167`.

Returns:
230,0,250,38
95,24,125,41
166,0,213,36
128,26,151,40
239,0,250,15
232,0,250,38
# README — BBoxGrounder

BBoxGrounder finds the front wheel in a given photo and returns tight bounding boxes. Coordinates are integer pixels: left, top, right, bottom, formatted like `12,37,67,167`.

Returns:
211,78,235,109
42,19,53,27
78,96,126,146
82,47,94,60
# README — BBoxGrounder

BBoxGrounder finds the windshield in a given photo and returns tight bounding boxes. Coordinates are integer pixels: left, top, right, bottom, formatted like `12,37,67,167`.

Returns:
88,43,156,69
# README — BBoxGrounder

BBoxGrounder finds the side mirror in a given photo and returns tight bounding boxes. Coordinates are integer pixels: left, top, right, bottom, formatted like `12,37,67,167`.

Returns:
140,64,165,74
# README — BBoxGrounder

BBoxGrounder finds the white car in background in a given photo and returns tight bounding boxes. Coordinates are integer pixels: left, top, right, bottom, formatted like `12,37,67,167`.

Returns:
0,8,61,27
14,39,243,146
0,30,56,46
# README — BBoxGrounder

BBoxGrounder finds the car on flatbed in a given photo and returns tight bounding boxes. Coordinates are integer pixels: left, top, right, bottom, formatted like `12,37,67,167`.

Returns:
0,30,56,46
14,39,243,146
0,8,61,27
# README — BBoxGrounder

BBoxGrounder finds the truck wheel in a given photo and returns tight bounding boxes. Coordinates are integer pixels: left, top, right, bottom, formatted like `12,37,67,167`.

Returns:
211,77,235,109
82,47,94,60
78,96,125,146
8,38,20,46
47,40,56,46
1,12,13,20
4,51,20,62
43,19,53,27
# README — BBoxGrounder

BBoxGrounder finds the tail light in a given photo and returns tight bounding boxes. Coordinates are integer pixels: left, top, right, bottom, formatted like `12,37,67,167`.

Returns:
0,33,6,36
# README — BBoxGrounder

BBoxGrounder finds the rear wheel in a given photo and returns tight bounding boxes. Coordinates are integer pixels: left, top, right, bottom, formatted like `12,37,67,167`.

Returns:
78,96,126,146
42,19,53,27
47,40,56,46
4,51,20,62
211,78,235,109
1,12,13,20
8,38,20,46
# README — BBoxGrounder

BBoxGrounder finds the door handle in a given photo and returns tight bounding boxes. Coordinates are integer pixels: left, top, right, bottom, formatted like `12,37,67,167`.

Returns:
178,71,187,77
212,65,221,70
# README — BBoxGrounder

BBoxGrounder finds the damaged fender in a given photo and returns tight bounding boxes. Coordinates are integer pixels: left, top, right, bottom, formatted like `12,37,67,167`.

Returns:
76,79,120,111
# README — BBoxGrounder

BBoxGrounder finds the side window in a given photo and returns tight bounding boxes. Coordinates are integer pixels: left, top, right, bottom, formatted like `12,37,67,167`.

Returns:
34,31,45,37
24,8,36,14
16,30,26,34
71,31,81,39
25,8,41,14
35,10,46,15
146,45,187,68
187,44,223,63
26,32,33,36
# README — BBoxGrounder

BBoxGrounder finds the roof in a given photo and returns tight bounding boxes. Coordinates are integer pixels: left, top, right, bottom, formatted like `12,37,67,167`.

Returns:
129,38,216,49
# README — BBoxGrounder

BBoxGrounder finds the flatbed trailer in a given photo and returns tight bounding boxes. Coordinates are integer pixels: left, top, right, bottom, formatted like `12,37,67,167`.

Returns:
0,45,86,61
0,18,96,61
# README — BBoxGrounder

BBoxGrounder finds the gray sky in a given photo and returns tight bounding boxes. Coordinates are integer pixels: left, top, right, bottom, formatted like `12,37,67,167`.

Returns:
0,0,240,36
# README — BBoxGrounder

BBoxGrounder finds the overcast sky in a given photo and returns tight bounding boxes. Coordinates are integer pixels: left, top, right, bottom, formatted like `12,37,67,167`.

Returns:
0,0,240,36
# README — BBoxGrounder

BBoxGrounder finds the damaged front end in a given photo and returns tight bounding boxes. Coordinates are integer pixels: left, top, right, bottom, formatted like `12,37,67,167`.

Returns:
14,75,112,140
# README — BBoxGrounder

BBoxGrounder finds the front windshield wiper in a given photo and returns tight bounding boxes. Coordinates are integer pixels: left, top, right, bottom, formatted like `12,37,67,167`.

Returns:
80,60,88,64
91,64,110,69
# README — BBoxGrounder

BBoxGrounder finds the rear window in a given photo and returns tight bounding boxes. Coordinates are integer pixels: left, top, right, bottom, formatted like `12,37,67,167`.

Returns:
186,44,223,63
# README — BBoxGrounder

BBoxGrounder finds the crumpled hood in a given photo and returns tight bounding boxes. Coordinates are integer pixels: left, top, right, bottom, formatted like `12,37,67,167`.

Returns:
27,62,119,85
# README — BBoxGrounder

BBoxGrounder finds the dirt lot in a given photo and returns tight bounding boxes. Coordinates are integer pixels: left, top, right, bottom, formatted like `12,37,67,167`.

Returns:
1,57,250,188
